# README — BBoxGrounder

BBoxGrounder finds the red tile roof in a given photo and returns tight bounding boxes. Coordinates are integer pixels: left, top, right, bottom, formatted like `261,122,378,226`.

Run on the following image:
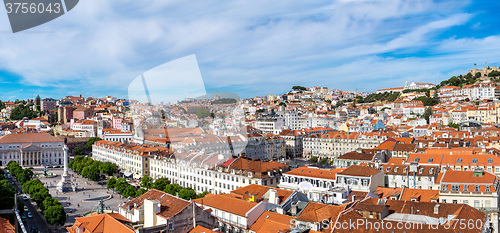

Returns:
193,194,258,217
285,166,344,180
338,165,382,177
66,213,133,233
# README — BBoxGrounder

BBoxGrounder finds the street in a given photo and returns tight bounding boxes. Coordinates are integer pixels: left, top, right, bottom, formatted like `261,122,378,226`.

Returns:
7,174,53,233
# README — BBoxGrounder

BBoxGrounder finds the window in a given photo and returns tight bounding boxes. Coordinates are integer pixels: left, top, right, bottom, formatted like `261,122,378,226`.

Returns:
442,184,447,191
456,158,462,163
486,186,490,192
451,184,459,192
362,179,369,186
475,185,480,192
464,184,468,192
463,200,469,205
415,157,420,162
472,158,478,164
428,158,433,163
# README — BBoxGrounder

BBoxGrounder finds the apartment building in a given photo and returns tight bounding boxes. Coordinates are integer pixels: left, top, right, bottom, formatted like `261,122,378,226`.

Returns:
242,134,286,160
277,129,305,158
382,163,440,189
439,168,499,209
99,129,133,143
40,98,57,112
332,149,387,168
149,153,289,194
70,119,97,137
439,168,500,233
335,165,385,193
303,131,387,158
254,118,284,134
334,199,489,233
279,166,344,204
118,189,216,231
193,194,267,233
407,149,500,176
92,140,169,178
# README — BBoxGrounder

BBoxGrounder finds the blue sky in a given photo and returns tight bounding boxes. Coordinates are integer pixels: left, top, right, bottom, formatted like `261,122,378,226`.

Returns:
0,0,499,100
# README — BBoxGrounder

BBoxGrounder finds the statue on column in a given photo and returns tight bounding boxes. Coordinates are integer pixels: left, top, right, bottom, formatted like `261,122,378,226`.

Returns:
57,138,76,192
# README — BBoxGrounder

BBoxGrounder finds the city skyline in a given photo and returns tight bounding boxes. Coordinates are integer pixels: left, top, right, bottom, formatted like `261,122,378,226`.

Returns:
0,0,499,100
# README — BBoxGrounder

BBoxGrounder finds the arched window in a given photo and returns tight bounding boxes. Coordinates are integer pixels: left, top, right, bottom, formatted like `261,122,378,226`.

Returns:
487,158,493,164
456,158,462,163
472,158,478,164
428,158,433,163
415,157,420,162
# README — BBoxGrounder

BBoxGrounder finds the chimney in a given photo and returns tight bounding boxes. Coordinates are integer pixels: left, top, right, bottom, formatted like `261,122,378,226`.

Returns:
291,204,298,215
192,203,196,228
269,189,279,205
351,194,356,202
434,204,440,214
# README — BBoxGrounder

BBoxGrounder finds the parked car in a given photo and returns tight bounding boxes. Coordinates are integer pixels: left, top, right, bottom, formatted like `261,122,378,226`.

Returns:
6,174,11,179
22,195,28,201
24,206,28,212
27,212,32,218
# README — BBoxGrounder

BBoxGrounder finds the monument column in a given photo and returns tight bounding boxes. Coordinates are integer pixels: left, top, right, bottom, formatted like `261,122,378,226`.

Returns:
57,140,76,192
19,149,23,166
62,145,69,177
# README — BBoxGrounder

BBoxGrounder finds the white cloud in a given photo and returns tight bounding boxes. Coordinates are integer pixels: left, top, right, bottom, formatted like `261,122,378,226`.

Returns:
0,0,493,99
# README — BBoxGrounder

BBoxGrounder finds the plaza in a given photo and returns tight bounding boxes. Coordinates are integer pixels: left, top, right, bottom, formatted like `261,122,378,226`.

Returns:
36,167,128,232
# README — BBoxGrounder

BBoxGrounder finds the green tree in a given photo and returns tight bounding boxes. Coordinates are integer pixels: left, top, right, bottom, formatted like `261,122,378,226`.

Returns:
195,109,211,119
19,168,34,184
122,185,137,198
422,107,433,124
197,191,210,199
43,205,66,225
135,188,148,197
448,122,460,129
9,103,38,120
41,197,60,212
164,184,182,196
178,188,197,200
107,177,117,189
72,145,86,155
152,178,171,191
114,178,128,194
140,175,153,189
292,86,307,91
0,180,15,209
35,95,41,112
99,162,118,176
319,158,329,165
85,137,102,150
415,96,439,106
32,189,50,205
83,163,101,181
310,156,318,164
